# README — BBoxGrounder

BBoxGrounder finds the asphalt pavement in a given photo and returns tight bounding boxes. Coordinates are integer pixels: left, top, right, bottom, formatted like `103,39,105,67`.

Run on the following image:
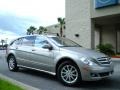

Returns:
0,50,120,90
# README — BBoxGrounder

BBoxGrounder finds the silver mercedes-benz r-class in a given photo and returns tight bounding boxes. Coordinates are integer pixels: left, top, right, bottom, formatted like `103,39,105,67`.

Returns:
6,35,114,86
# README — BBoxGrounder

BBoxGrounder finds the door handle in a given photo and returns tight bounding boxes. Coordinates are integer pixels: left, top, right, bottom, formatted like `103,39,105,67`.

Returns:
32,49,36,51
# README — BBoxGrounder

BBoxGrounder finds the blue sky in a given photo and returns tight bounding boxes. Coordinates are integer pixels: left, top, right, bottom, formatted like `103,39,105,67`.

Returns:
0,0,65,41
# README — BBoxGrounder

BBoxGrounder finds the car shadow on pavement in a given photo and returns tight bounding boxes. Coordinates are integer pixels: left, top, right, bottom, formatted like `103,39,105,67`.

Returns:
73,78,120,90
18,68,57,81
18,68,120,90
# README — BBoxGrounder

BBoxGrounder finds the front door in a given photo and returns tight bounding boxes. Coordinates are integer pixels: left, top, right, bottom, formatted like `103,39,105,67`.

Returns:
31,36,54,72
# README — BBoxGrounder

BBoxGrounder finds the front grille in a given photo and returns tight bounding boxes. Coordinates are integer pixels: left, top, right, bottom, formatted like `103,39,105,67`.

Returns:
97,57,111,65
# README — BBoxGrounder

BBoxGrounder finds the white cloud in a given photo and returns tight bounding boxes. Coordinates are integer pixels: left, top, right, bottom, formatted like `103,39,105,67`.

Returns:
0,0,65,43
0,0,65,26
0,29,20,44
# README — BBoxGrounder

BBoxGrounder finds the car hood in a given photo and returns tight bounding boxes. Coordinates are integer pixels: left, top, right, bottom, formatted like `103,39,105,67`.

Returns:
60,47,107,59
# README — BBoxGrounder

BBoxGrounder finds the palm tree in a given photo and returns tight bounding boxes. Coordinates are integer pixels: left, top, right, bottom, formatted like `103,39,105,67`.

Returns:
37,26,47,34
27,26,37,35
44,28,47,33
1,39,5,46
37,26,44,34
57,17,65,37
27,28,31,35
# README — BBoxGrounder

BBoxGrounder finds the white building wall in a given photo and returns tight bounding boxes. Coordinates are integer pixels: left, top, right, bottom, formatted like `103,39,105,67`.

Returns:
66,0,120,51
66,0,92,48
46,24,66,36
46,24,60,35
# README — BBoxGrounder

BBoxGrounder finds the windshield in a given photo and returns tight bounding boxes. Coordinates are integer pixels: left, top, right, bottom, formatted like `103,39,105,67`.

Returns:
49,37,81,47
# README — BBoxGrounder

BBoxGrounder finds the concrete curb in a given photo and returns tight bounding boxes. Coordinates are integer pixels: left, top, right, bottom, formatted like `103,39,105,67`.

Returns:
112,58,120,62
0,73,40,90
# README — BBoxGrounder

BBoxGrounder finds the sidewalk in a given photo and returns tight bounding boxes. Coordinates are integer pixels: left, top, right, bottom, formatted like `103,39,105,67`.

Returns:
112,58,120,62
0,74,40,90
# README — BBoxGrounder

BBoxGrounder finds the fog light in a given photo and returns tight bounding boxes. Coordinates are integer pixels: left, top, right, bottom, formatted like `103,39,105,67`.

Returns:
111,71,114,74
91,73,98,77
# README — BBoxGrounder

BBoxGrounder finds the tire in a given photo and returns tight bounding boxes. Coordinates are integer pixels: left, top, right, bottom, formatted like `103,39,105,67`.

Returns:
57,61,81,86
8,55,19,71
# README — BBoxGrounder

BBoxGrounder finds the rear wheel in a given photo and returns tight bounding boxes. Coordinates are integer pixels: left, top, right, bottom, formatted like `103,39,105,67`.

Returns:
8,55,19,71
57,61,81,86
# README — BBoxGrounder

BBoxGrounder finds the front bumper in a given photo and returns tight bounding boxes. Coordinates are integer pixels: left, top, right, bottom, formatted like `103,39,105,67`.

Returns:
80,63,114,81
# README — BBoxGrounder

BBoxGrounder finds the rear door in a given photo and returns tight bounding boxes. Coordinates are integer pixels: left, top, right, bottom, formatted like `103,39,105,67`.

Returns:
16,36,36,67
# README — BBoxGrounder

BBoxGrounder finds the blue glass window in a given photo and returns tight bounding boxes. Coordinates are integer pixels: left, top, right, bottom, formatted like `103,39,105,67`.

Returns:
95,0,118,8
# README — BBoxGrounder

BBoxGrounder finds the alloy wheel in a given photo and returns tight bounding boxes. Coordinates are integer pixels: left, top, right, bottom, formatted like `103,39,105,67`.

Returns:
60,64,78,84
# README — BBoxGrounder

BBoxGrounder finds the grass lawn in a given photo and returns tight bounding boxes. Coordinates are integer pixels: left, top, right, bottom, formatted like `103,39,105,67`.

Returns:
0,78,24,90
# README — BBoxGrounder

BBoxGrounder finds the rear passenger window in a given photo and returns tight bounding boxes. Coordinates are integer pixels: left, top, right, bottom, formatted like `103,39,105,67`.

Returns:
22,36,36,46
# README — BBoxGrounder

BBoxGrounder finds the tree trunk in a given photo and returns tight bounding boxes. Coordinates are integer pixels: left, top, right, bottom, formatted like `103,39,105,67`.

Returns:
60,27,63,37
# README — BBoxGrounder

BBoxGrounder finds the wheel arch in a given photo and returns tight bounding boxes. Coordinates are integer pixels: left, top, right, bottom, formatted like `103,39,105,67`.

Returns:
7,53,16,62
55,57,79,74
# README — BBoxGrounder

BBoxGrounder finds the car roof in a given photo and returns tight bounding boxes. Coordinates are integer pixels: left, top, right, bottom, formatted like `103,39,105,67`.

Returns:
23,34,57,38
8,34,56,45
10,34,57,42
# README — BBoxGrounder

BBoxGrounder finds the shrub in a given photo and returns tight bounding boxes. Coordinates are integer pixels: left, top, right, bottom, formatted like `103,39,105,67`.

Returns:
96,43,115,56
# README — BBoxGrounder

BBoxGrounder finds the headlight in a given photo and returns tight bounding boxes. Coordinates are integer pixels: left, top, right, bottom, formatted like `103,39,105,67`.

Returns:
80,57,95,66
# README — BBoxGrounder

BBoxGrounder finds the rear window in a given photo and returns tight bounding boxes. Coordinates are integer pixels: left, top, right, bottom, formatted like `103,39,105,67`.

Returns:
9,38,22,46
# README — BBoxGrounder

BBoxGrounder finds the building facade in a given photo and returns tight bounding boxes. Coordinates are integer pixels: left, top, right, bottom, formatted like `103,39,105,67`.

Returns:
66,0,120,53
46,24,66,37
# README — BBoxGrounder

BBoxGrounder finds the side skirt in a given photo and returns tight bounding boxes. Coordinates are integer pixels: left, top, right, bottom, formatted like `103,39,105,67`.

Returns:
17,65,56,76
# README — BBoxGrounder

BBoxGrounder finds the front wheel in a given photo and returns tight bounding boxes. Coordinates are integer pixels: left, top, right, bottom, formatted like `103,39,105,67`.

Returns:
8,55,19,71
57,61,81,86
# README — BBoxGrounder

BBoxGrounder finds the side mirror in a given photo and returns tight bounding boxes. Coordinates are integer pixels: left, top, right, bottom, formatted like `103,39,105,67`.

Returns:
42,44,53,50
